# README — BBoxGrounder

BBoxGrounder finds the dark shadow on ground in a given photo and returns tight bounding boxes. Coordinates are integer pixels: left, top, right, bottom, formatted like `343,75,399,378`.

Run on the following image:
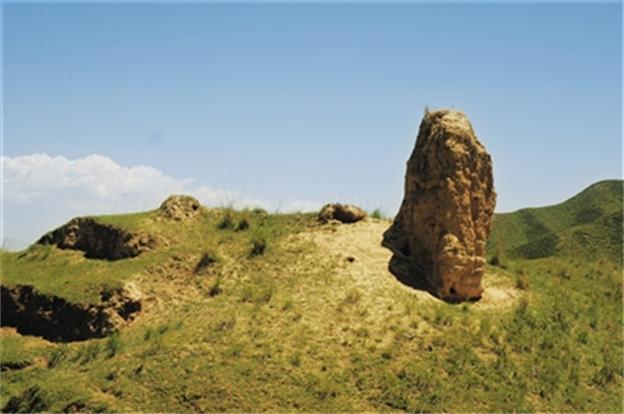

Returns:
386,253,438,299
384,248,481,304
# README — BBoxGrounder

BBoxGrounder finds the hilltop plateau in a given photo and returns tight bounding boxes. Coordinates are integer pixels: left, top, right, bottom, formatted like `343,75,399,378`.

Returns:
0,180,622,412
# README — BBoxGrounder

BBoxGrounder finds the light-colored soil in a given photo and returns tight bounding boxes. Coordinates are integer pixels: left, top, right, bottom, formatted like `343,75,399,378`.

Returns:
296,218,520,311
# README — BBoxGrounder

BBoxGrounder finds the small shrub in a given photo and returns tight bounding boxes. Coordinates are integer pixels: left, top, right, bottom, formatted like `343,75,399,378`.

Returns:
235,218,250,231
249,237,267,257
515,273,530,290
381,350,393,360
208,276,222,297
251,207,268,216
194,252,218,274
592,365,618,388
217,209,235,230
558,269,571,280
157,324,169,335
576,331,589,345
288,353,302,367
371,208,385,219
215,317,236,332
516,297,530,314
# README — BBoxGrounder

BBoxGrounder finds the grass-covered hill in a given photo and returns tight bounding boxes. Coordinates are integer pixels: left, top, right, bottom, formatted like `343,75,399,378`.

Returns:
487,179,623,263
0,184,622,412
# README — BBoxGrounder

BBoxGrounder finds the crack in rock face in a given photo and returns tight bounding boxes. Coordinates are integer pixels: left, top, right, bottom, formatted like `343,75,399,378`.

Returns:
37,218,156,260
0,284,141,342
383,109,496,302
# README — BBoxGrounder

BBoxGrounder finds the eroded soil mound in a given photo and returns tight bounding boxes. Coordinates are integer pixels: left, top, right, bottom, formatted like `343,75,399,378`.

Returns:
158,195,203,221
0,284,141,342
37,218,156,260
318,203,367,224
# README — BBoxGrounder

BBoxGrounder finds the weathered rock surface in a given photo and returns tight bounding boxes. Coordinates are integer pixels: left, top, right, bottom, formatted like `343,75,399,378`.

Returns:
0,283,141,342
383,109,496,302
158,195,202,221
318,204,367,224
37,218,155,260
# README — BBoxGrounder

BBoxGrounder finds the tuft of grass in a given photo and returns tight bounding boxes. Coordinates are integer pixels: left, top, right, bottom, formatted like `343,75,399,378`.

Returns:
47,345,70,368
105,332,122,358
217,208,236,230
251,207,268,216
3,386,49,413
343,289,361,305
240,277,275,305
235,218,250,231
194,252,219,274
489,254,501,266
208,276,223,297
249,236,267,258
515,271,530,290
370,208,385,220
143,327,155,342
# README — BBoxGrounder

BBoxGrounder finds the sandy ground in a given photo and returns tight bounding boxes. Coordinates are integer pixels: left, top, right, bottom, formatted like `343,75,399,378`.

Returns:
298,218,520,311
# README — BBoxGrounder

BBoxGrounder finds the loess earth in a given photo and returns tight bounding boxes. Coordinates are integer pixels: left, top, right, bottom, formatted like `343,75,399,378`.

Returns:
0,180,622,412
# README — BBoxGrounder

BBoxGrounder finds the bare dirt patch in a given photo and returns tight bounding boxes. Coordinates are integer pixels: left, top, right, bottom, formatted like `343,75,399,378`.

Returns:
296,219,520,312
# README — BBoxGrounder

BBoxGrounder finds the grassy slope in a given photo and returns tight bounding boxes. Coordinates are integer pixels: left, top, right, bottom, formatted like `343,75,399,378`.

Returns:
0,209,311,304
1,184,623,412
487,179,623,263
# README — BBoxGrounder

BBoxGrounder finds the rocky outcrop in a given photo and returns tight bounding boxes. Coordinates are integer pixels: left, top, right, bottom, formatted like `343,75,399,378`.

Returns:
37,218,155,260
158,195,203,221
0,283,141,342
318,204,367,224
383,109,496,302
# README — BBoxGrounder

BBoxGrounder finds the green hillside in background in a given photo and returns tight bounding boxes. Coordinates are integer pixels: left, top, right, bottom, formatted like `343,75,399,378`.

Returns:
487,179,623,263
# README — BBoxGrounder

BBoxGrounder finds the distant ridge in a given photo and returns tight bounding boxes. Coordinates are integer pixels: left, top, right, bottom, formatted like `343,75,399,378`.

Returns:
487,179,623,263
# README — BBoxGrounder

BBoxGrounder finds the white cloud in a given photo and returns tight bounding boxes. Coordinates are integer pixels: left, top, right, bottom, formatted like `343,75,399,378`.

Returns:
1,153,274,213
1,153,322,248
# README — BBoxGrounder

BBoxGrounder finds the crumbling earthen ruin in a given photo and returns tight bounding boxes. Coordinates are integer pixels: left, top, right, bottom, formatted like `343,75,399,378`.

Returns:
383,109,496,302
318,203,367,224
37,218,155,260
157,195,203,221
1,284,141,342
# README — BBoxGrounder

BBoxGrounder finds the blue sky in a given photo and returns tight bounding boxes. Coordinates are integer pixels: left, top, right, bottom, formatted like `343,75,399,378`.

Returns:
2,2,622,248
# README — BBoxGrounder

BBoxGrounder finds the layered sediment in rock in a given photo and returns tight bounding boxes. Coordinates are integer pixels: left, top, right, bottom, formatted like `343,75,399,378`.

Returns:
37,218,155,260
383,109,496,302
0,284,141,342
